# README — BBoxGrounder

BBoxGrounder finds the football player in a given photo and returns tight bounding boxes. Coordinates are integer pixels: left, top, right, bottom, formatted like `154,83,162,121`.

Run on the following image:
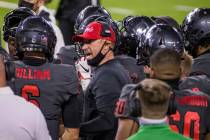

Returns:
12,16,80,140
179,8,210,95
18,0,65,59
150,48,210,140
3,7,35,60
115,24,184,140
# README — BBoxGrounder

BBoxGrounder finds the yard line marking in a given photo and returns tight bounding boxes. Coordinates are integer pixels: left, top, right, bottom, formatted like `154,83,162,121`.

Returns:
0,1,55,13
175,5,196,12
0,1,17,9
108,7,136,15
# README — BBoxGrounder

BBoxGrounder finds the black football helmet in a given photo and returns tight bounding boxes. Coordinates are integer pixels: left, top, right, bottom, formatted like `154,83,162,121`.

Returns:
3,7,35,42
151,16,181,32
74,5,111,34
15,16,56,61
138,24,184,65
76,14,109,35
182,8,210,57
120,16,155,58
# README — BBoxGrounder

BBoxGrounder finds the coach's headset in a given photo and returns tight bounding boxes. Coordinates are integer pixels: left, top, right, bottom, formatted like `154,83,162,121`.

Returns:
99,21,112,37
128,82,177,117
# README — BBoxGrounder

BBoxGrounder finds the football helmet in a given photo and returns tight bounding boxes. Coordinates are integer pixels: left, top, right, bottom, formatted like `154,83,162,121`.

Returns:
76,14,109,35
138,24,184,65
120,16,155,58
15,16,56,61
182,8,210,57
3,7,35,42
151,16,181,31
74,5,111,34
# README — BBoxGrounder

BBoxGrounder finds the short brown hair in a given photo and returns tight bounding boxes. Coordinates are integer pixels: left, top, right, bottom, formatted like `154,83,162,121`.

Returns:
137,79,172,112
150,48,181,79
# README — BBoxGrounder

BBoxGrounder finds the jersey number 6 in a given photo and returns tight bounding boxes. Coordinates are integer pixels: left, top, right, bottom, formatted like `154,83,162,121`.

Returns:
21,85,40,107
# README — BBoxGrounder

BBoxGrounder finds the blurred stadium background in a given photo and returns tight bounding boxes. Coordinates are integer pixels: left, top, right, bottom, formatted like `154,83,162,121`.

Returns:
0,0,210,46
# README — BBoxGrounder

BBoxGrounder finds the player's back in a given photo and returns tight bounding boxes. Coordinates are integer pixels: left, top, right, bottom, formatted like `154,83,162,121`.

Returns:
179,75,210,95
169,89,210,140
12,61,78,140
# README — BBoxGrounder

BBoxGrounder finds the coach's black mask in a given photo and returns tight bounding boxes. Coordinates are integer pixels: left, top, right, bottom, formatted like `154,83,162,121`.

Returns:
18,0,34,10
87,42,110,67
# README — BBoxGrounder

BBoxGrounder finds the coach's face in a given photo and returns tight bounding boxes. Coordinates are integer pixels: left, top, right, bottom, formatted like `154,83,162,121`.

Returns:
81,39,107,60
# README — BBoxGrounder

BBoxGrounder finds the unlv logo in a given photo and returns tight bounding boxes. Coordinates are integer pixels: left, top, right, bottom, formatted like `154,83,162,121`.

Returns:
85,26,94,33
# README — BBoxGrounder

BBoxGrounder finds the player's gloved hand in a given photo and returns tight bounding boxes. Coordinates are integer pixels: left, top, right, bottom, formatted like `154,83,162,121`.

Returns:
75,56,91,91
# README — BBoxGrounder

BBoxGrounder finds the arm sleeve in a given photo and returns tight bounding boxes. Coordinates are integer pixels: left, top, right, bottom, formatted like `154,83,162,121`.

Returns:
66,67,80,96
35,108,52,140
62,95,81,128
80,71,122,135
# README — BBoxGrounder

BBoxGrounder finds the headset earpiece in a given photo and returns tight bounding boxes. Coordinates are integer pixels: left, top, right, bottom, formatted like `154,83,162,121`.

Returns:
167,91,177,115
99,21,111,37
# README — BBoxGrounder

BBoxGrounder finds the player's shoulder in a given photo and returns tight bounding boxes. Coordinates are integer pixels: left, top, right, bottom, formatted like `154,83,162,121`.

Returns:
115,55,136,61
115,55,145,72
115,55,138,67
175,89,210,107
50,63,78,81
181,75,210,85
51,63,74,69
50,63,75,73
177,89,209,97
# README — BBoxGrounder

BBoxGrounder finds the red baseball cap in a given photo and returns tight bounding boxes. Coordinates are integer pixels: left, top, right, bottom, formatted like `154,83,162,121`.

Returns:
72,21,116,43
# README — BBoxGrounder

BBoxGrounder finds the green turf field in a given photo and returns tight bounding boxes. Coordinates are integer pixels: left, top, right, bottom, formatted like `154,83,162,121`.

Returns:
0,0,210,47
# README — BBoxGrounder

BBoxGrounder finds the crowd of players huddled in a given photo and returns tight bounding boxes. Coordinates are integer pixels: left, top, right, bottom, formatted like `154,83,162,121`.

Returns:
1,0,210,140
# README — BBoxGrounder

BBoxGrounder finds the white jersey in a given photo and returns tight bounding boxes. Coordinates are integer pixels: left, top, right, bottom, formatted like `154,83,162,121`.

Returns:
0,87,51,140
